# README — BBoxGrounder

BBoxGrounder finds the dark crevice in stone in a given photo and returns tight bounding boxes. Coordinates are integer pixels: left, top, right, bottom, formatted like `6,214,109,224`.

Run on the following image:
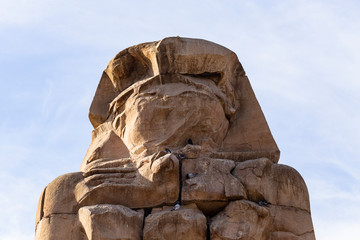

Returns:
247,192,266,204
206,216,211,240
181,72,223,85
141,208,151,240
46,213,77,217
177,153,184,204
142,208,152,227
258,199,271,206
144,208,152,218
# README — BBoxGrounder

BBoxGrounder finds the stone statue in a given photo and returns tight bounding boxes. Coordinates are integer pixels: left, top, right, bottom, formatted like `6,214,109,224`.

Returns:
35,37,315,240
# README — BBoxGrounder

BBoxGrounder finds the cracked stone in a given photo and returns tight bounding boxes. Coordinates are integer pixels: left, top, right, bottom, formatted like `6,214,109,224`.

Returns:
144,204,207,240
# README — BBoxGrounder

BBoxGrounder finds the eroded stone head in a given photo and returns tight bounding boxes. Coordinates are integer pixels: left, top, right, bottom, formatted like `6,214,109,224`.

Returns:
83,37,279,166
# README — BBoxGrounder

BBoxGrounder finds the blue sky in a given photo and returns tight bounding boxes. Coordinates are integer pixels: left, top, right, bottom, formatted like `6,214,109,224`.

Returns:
1,0,359,239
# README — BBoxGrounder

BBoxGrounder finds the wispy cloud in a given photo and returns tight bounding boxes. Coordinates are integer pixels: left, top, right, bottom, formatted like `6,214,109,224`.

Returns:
0,173,40,239
1,0,359,239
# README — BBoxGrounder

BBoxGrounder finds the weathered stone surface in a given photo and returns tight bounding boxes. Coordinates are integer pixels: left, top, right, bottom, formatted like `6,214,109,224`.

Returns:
266,164,311,212
39,152,179,219
232,158,311,212
41,172,85,217
35,214,85,240
182,157,246,214
80,122,130,170
78,204,143,240
35,37,315,240
210,201,315,240
210,200,271,240
269,205,314,237
78,151,179,209
143,204,207,240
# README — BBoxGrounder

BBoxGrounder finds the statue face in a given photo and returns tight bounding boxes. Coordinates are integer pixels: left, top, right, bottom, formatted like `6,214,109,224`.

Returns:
111,78,229,157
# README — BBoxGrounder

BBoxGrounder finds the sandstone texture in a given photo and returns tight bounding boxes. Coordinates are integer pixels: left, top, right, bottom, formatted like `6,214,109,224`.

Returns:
35,37,315,239
79,204,144,240
210,200,271,240
143,204,207,240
